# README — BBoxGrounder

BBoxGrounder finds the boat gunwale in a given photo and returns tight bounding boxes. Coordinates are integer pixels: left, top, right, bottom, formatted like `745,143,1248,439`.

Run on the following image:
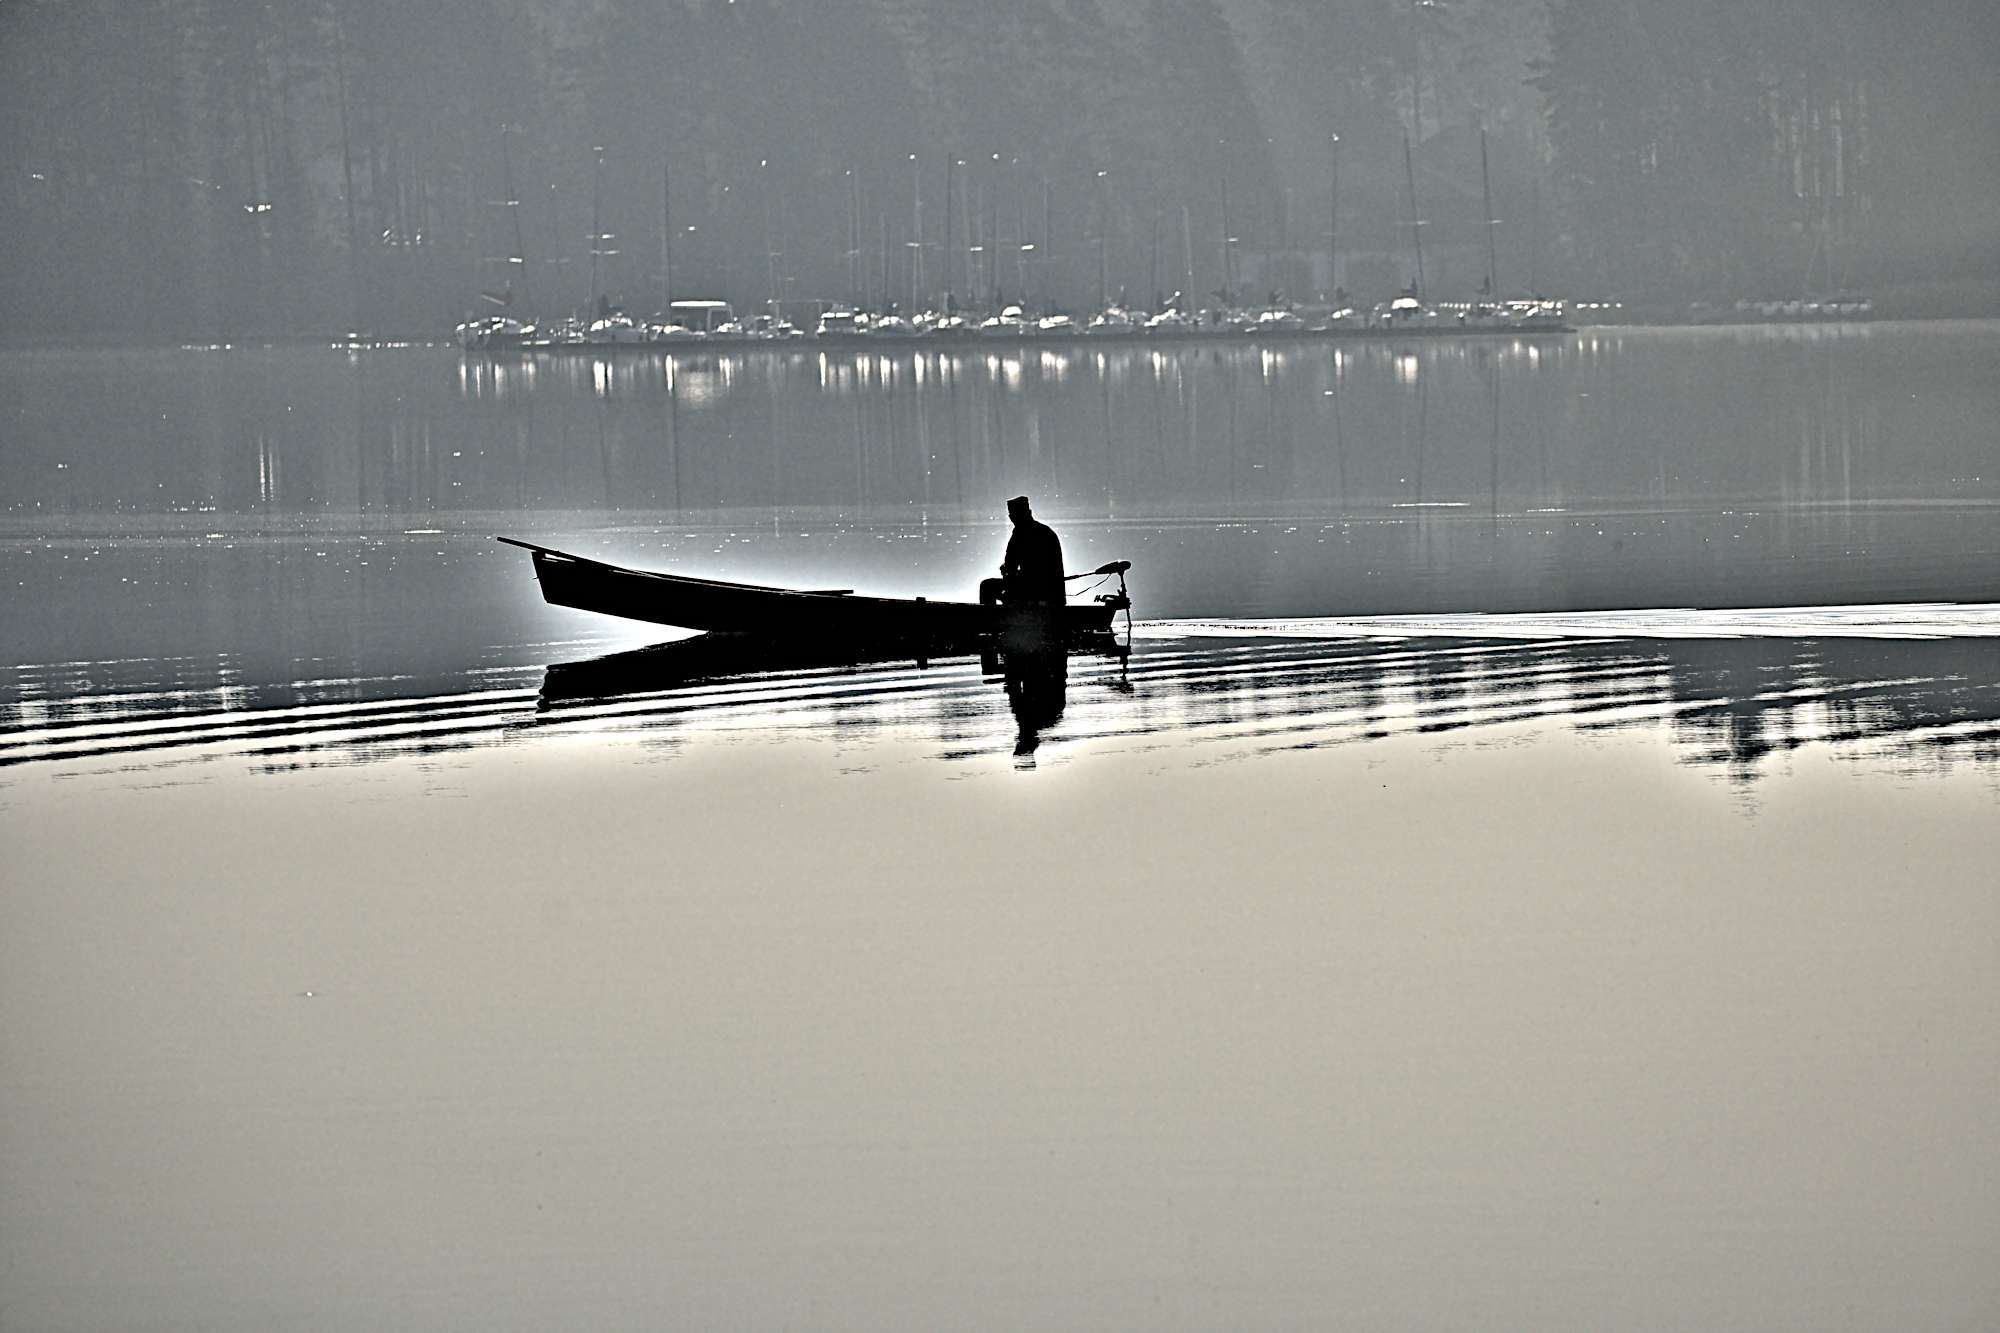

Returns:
499,538,1123,636
500,538,867,601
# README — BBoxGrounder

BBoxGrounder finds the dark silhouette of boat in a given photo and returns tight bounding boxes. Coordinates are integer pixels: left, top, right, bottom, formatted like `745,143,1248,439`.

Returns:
499,538,1131,652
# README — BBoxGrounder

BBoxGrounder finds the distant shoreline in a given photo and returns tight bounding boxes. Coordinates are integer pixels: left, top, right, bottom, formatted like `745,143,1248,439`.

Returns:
4,303,1998,356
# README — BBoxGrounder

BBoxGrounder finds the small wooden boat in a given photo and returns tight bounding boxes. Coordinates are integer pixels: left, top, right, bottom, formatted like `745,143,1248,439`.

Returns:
499,538,1131,649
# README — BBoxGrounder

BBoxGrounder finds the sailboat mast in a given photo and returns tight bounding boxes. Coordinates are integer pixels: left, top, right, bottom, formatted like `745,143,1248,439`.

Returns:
847,170,861,307
996,174,1008,300
588,146,604,312
1096,171,1109,311
1328,133,1339,302
503,126,530,315
910,153,923,312
1148,207,1159,309
1220,172,1234,301
1014,171,1027,302
1181,204,1193,299
660,162,670,315
761,159,776,313
1403,129,1427,299
1530,176,1541,295
1100,230,1109,311
972,176,984,305
1480,128,1498,302
1042,178,1052,314
546,182,568,310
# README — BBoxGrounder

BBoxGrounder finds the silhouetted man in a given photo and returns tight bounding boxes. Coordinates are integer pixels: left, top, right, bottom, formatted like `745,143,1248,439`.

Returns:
1000,495,1065,606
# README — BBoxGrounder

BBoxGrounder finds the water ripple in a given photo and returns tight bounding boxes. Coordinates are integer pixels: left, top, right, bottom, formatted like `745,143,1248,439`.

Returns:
3,612,1997,783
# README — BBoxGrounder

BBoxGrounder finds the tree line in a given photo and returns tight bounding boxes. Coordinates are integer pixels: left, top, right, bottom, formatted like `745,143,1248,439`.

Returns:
0,0,1991,343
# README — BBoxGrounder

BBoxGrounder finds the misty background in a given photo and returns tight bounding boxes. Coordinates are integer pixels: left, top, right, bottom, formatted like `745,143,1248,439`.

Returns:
3,0,1996,343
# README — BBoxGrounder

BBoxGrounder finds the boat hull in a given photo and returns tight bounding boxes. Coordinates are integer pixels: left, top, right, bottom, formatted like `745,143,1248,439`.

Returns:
503,540,1123,648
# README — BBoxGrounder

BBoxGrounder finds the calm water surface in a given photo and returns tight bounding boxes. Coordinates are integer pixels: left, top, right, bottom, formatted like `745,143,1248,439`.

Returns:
2,324,1997,1332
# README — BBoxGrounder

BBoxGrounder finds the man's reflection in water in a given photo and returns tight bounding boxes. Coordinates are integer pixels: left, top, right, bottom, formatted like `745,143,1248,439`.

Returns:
1007,652,1069,760
983,643,1069,763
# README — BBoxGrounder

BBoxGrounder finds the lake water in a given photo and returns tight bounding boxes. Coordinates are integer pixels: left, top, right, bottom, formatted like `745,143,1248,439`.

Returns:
3,324,1997,1332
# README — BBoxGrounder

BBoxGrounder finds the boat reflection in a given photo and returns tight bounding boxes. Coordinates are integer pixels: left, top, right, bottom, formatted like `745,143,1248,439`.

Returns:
538,630,1113,766
539,631,961,701
537,630,1123,694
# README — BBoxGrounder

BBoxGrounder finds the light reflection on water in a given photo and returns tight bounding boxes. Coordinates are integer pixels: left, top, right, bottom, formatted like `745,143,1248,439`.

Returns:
8,323,1997,524
7,325,1995,635
7,625,1996,786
